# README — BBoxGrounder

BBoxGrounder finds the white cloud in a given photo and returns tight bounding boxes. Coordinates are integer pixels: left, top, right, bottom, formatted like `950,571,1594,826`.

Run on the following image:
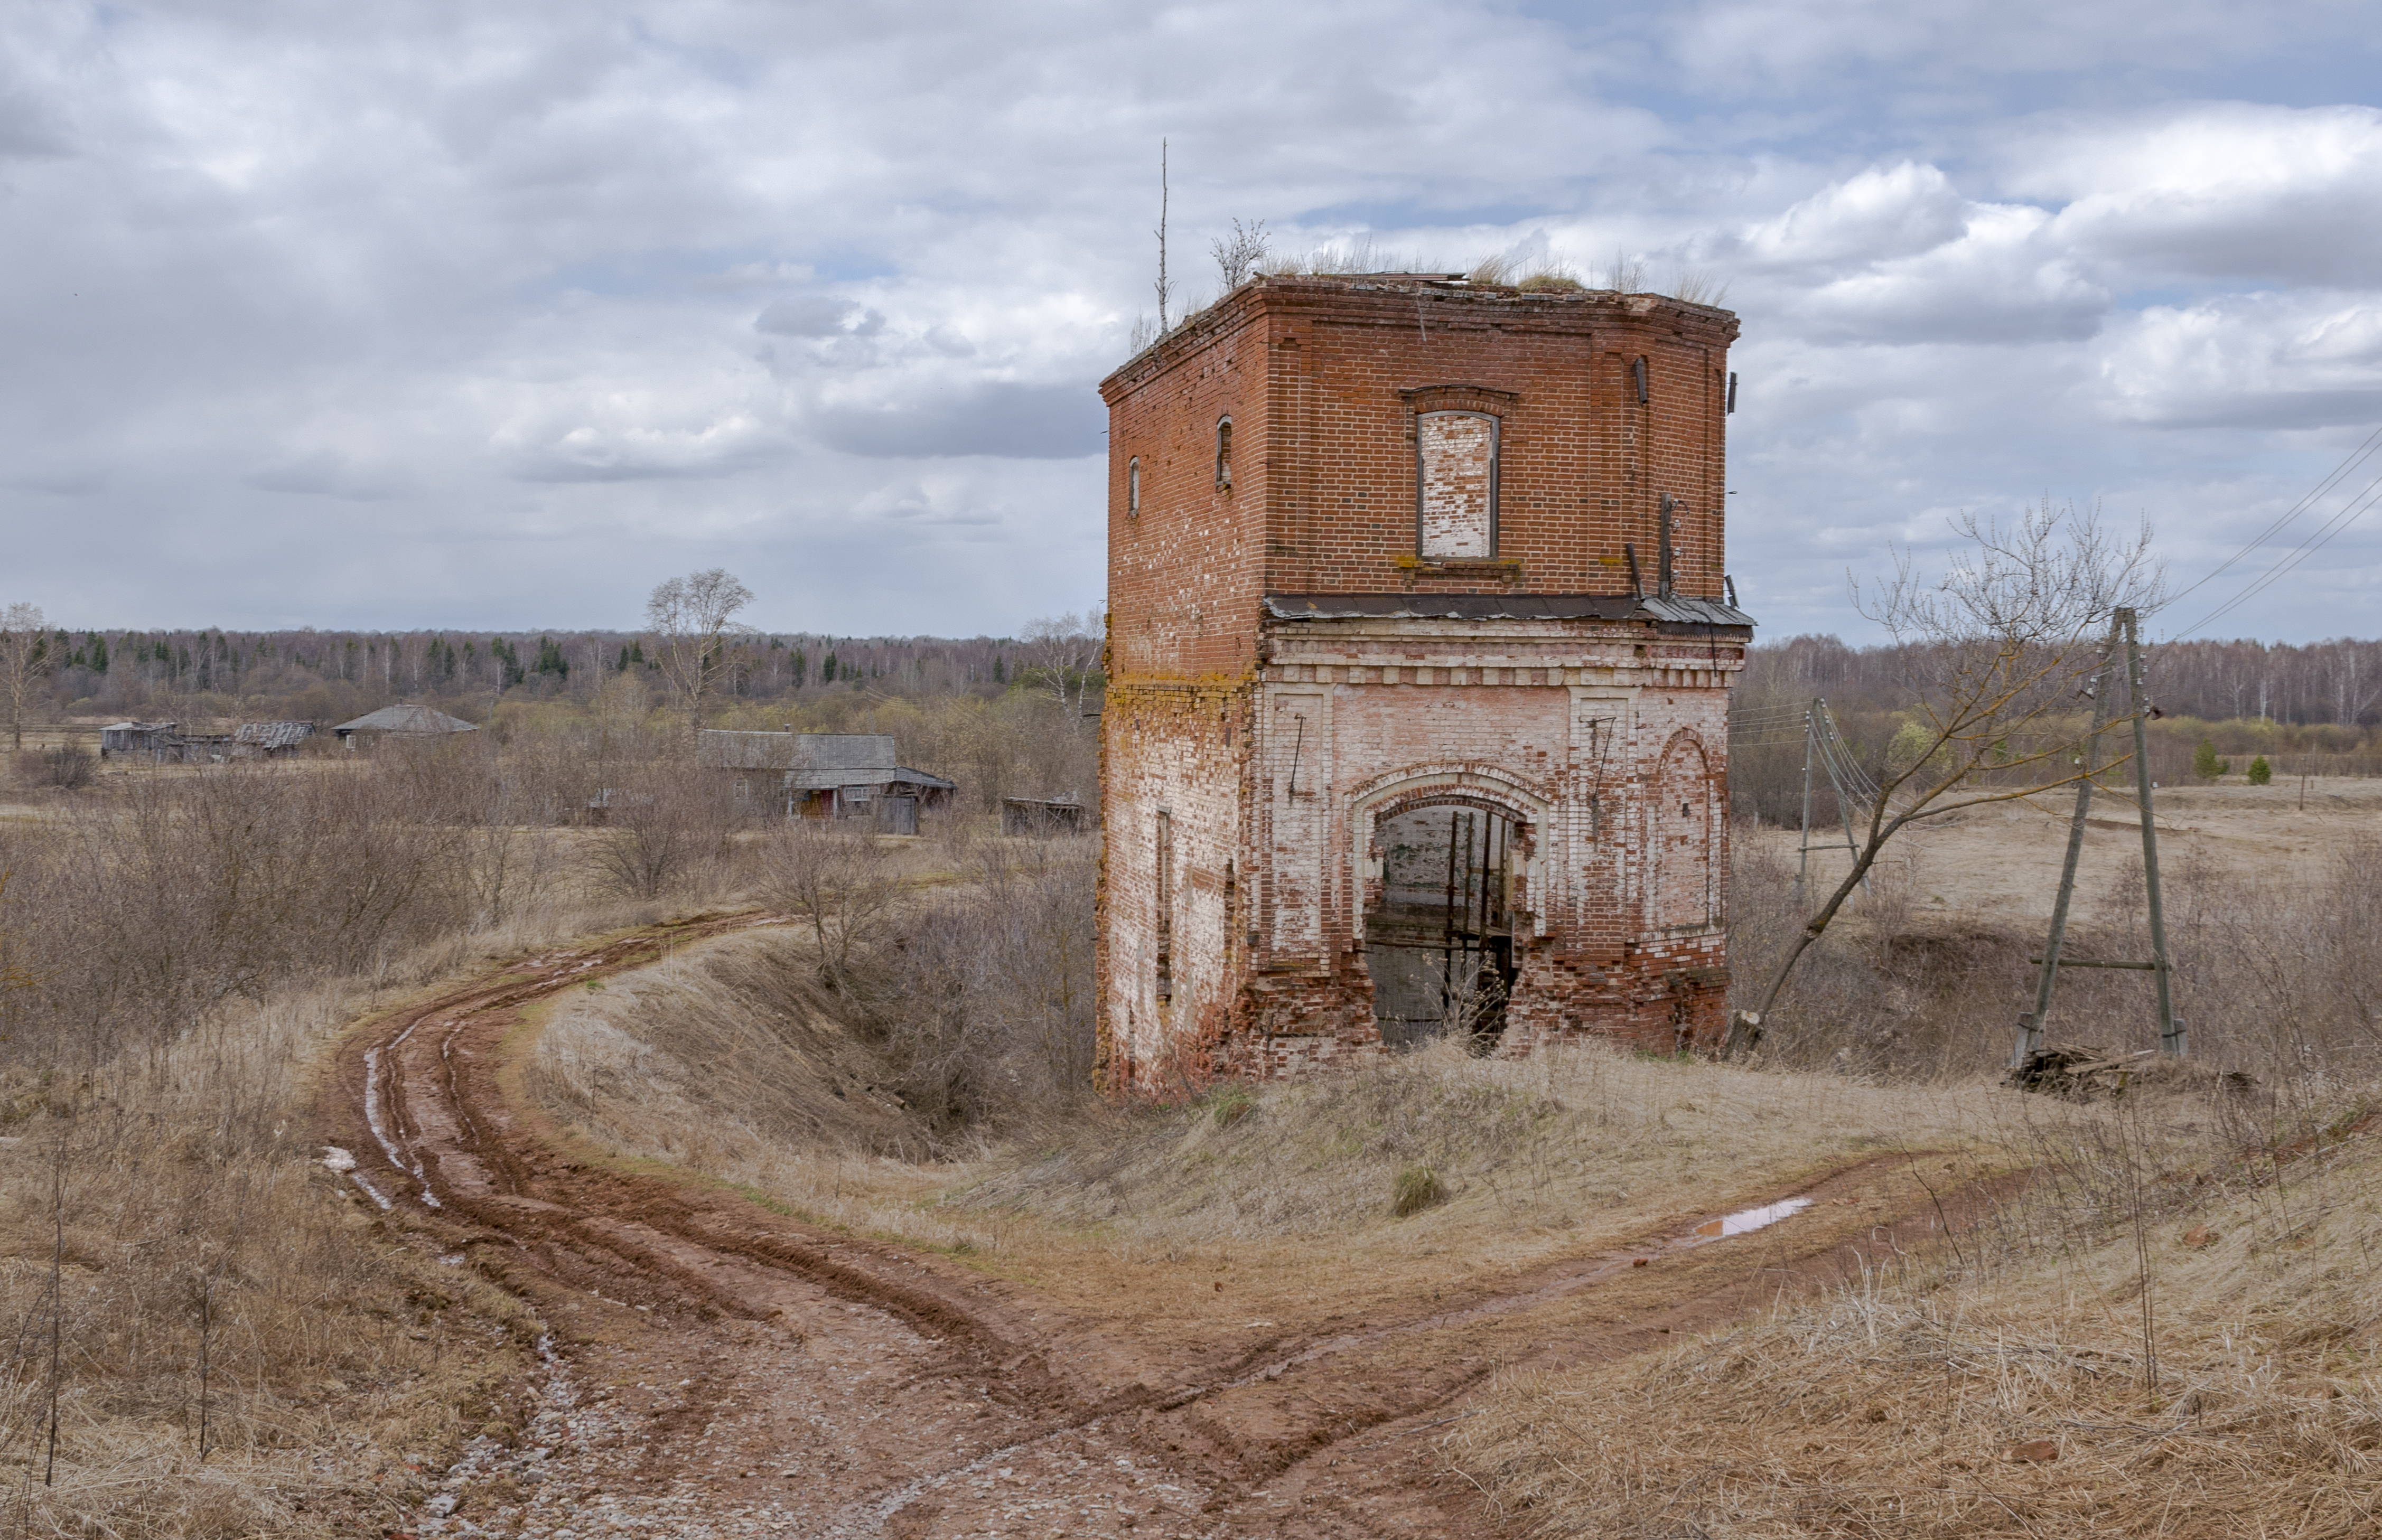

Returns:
2017,104,2382,286
2098,294,2382,427
1735,163,1968,270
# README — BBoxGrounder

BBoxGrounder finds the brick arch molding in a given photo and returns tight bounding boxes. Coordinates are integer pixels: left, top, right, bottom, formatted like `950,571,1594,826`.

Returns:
1344,764,1552,944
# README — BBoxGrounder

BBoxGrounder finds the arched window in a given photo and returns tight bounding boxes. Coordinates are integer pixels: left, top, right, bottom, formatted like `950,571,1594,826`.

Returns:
1214,417,1232,491
1127,457,1141,518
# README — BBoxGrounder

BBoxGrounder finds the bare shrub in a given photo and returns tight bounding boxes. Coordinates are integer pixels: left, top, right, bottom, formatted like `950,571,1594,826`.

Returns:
12,745,92,790
1210,217,1268,292
593,756,735,900
1742,503,2163,1041
755,822,902,992
5,767,466,1071
864,834,1099,1136
528,833,1099,1163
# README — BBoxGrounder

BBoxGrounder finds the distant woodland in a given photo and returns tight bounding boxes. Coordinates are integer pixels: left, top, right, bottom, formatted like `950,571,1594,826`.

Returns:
13,623,2375,726
19,626,1071,725
3,615,2376,822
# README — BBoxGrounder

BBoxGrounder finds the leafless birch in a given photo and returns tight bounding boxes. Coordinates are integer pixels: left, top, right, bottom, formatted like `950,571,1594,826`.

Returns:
0,603,48,752
645,569,754,737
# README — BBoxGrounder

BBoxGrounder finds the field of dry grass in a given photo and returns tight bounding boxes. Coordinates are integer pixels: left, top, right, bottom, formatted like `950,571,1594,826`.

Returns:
527,923,2053,1347
1445,1080,2382,1536
1759,775,2382,927
0,753,721,1537
0,926,616,1538
512,794,2382,1538
0,736,2371,1536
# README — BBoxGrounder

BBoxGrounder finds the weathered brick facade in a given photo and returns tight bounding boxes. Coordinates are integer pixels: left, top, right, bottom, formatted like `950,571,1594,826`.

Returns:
1096,275,1751,1091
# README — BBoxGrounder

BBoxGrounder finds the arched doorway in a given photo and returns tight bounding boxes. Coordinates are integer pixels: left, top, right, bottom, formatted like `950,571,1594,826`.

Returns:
1364,803,1521,1048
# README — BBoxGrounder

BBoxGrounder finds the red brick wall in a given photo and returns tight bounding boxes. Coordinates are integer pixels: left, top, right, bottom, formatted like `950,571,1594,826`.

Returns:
1101,280,1739,643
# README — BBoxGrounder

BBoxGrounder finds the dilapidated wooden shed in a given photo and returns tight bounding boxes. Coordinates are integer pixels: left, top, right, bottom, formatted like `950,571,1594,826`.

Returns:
697,730,956,830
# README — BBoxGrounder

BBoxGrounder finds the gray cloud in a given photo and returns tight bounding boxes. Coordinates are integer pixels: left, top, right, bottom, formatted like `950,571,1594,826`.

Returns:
812,383,1103,461
0,1,2376,638
756,296,883,337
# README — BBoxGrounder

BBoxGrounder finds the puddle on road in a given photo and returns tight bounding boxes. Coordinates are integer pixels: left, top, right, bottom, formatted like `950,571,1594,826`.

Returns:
1691,1196,1814,1239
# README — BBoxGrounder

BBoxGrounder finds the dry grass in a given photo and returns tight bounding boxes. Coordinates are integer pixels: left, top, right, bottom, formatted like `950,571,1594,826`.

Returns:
0,832,689,1536
0,976,551,1537
530,932,2038,1335
958,1039,2000,1247
1445,1084,2382,1537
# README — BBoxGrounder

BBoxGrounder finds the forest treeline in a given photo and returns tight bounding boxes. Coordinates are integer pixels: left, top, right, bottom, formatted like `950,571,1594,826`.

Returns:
11,624,1077,724
12,621,2373,727
5,609,2377,826
1745,632,2382,729
1730,631,2382,825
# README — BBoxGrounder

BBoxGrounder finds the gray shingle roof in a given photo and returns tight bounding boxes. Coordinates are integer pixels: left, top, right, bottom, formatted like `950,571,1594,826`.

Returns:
332,704,480,735
697,731,896,773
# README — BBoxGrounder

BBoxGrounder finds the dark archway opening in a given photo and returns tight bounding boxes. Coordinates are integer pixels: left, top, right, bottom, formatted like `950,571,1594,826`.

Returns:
1364,804,1521,1049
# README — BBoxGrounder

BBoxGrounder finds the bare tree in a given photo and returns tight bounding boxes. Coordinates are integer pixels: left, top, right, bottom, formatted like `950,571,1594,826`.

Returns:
1017,608,1105,730
645,569,754,736
1,602,48,752
1212,218,1269,292
1730,502,2164,1051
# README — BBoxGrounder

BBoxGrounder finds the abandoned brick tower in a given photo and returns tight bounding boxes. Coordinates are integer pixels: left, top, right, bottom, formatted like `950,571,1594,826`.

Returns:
1095,273,1750,1089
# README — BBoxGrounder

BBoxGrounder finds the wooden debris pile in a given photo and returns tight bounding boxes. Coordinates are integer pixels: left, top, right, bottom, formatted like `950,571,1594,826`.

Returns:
2007,1045,2257,1100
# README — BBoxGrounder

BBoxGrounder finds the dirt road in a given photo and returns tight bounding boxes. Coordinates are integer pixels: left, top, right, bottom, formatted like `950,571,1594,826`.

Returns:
332,917,1969,1538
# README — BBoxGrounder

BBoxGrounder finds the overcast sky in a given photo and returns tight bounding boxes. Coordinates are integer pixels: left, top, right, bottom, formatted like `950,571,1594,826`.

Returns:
4,1,2379,642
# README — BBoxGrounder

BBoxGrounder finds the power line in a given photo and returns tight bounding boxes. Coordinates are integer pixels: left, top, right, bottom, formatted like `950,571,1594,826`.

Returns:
2164,421,2382,609
2174,468,2382,640
2162,421,2382,638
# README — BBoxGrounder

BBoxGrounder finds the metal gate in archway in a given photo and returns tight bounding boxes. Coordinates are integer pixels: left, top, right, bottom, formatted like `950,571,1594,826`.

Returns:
1363,803,1520,1048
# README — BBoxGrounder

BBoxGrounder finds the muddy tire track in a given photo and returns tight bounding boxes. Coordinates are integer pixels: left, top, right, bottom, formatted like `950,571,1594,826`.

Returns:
329,918,1987,1538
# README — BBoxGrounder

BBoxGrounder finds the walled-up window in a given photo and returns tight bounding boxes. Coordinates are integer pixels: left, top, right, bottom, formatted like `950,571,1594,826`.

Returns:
1417,411,1497,558
1652,738,1715,931
1214,418,1232,490
1127,457,1141,517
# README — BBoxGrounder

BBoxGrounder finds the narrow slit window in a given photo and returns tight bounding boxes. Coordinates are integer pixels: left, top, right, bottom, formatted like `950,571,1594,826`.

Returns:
1416,411,1497,559
1155,810,1174,997
1214,417,1232,490
1127,456,1141,518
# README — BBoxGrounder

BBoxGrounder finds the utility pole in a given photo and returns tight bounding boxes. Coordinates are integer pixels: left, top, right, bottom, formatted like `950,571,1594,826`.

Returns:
1795,703,1815,902
2126,609,2183,1058
2015,606,2186,1065
1795,699,1872,903
2016,621,2118,1065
